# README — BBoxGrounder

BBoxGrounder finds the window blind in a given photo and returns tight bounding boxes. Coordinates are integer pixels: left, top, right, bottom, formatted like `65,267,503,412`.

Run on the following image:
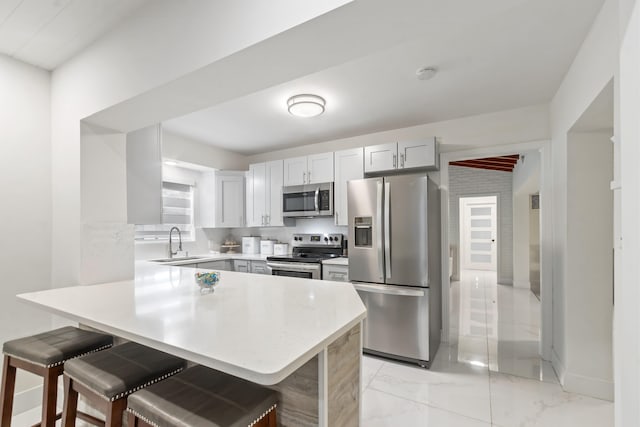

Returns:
135,181,194,241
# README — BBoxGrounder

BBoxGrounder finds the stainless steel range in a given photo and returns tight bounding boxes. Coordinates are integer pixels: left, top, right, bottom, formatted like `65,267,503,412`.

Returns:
266,234,343,280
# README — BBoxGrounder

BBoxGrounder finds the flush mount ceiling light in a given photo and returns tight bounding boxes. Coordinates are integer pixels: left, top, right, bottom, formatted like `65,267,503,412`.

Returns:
287,94,326,118
416,66,437,81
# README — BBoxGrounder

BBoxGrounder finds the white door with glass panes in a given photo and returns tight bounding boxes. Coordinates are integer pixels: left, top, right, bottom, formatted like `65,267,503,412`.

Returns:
460,196,497,271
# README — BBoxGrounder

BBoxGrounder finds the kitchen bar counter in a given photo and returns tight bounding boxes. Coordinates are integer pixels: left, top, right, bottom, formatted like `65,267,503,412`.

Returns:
150,252,271,266
18,263,366,426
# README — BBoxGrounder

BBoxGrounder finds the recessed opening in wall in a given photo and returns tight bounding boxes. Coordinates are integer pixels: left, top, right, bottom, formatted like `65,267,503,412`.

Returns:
459,196,498,272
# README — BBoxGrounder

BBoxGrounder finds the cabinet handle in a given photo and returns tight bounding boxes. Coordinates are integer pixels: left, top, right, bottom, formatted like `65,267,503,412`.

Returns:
266,214,270,225
393,154,397,168
308,170,311,183
303,171,306,184
335,211,338,225
400,153,405,168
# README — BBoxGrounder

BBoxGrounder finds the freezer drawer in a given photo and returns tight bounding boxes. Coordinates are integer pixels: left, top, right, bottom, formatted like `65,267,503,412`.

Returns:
354,283,431,364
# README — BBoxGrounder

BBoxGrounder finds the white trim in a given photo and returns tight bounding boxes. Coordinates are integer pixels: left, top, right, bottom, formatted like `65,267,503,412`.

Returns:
564,371,614,401
552,347,566,385
439,139,552,359
318,347,328,427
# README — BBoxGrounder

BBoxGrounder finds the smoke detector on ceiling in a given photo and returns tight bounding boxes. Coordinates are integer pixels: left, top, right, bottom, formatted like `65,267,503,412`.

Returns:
416,66,437,81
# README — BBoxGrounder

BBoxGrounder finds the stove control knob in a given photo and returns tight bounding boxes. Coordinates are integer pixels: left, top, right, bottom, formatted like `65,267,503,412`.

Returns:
324,237,329,242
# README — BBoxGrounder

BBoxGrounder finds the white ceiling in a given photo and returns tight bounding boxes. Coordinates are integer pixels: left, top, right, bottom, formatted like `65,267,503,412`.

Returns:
0,0,149,70
163,0,605,155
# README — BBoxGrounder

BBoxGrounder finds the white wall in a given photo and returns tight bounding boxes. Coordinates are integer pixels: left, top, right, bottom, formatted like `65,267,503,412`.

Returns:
51,1,348,291
162,131,249,171
548,0,618,399
617,0,640,423
565,131,614,400
0,55,52,398
512,151,541,289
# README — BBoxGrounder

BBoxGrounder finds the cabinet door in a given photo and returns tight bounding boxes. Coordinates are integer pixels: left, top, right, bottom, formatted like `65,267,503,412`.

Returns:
127,124,162,224
198,171,216,228
398,138,437,169
233,259,250,273
215,173,245,227
250,261,270,275
308,152,334,184
364,143,397,173
322,265,349,282
247,163,267,227
197,260,231,271
266,160,284,226
334,148,364,226
283,156,307,186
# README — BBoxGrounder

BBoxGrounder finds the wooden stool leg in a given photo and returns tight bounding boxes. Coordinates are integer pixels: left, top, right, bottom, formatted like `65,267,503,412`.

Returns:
127,412,138,427
105,399,126,427
267,409,277,427
0,356,17,427
61,376,77,427
41,368,58,427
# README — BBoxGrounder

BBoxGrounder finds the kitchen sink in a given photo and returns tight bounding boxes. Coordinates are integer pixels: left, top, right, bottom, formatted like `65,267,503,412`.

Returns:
149,256,206,263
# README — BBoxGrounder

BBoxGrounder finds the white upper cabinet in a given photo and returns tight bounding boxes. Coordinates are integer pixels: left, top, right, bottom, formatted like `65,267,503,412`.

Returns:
364,139,438,173
246,160,284,227
284,152,334,186
126,124,163,224
283,156,308,186
199,171,245,228
364,143,397,173
266,160,284,226
307,152,334,184
334,148,364,226
398,138,437,170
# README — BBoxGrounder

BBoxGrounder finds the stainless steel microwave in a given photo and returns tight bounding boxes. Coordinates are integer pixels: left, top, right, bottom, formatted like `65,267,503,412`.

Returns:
282,182,334,217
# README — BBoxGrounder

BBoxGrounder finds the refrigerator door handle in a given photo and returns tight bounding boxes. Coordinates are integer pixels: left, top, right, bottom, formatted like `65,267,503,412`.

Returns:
377,180,384,280
353,282,425,297
384,181,391,279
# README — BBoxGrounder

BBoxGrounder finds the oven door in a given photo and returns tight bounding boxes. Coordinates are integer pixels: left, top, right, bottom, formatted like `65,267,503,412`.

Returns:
266,262,321,280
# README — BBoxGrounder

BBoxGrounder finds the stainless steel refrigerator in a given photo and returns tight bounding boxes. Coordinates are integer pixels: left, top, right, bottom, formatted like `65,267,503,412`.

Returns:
348,173,441,366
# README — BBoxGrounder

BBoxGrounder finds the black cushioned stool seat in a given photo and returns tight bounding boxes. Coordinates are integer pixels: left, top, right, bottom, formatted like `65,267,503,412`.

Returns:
1,327,113,427
61,342,186,427
127,365,278,427
3,326,113,368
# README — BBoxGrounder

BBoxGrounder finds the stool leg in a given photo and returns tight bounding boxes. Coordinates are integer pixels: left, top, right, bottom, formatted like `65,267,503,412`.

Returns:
0,356,17,427
40,368,58,427
105,399,126,427
126,412,138,427
267,409,277,427
61,376,77,427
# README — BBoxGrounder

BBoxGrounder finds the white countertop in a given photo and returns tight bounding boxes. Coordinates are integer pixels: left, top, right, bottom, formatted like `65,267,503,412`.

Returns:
322,257,349,266
154,253,271,266
17,263,365,385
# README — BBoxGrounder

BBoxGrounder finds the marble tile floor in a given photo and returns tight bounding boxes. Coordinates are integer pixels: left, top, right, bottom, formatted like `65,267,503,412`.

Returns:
361,270,613,426
13,271,613,427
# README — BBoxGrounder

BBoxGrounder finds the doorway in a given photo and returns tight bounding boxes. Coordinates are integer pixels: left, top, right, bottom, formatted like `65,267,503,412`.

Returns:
459,196,497,272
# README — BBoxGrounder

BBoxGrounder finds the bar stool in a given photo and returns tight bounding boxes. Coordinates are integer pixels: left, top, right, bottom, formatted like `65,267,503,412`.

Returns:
61,341,186,427
0,326,113,427
127,365,278,427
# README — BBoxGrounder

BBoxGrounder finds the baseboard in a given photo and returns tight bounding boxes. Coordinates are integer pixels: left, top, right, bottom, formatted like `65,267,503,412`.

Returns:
563,372,614,401
551,348,566,385
13,385,42,415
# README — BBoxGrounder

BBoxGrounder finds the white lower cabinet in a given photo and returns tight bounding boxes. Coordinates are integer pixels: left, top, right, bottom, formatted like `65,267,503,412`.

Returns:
322,264,349,282
250,261,270,275
197,260,232,271
233,259,250,273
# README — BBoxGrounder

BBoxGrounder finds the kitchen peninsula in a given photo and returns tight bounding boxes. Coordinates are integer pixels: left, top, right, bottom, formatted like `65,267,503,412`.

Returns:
17,263,366,427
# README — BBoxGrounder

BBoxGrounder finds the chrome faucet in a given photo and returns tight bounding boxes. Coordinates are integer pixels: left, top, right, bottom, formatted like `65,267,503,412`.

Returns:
168,226,183,258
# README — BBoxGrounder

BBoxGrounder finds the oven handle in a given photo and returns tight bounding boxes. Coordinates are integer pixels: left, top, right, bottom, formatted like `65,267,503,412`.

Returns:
266,262,321,272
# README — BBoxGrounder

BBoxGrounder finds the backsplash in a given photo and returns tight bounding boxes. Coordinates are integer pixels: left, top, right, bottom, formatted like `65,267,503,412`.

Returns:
135,218,348,260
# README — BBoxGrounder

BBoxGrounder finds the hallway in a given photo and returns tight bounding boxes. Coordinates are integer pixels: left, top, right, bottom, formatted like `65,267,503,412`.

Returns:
361,270,613,426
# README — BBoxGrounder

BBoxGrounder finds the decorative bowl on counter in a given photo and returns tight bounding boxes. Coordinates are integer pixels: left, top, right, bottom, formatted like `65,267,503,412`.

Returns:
195,272,221,294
